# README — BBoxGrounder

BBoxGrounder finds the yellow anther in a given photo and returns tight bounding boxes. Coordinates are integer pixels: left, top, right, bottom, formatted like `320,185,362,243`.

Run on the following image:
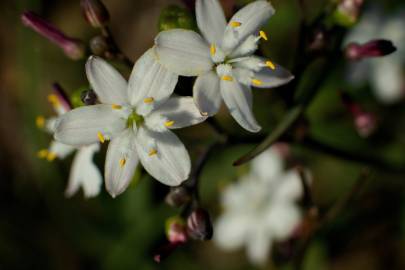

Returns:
119,158,126,168
97,132,105,143
259,30,268,41
252,79,263,86
230,21,242,28
111,104,122,110
164,120,175,127
36,116,45,128
46,152,57,162
210,44,216,56
148,148,158,157
265,60,276,70
37,149,49,159
47,94,60,107
221,75,233,82
143,97,154,104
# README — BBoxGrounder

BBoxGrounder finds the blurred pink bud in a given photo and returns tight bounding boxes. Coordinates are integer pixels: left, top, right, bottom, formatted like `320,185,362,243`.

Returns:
80,0,110,28
166,218,188,244
186,208,213,241
21,12,85,60
345,40,397,60
52,83,72,111
354,111,377,138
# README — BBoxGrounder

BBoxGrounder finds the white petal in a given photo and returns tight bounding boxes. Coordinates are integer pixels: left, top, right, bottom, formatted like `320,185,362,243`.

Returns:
86,56,129,105
135,127,190,186
222,1,275,52
371,58,404,103
146,97,207,130
128,49,178,112
251,147,283,182
105,129,139,198
220,80,261,132
154,30,213,76
54,104,128,147
193,72,222,116
65,143,102,198
246,227,272,265
48,140,75,159
274,170,304,202
214,213,251,250
265,203,301,240
252,62,294,88
196,0,227,45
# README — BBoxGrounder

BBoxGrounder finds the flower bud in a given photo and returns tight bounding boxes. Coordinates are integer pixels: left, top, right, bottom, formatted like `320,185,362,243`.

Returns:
165,186,191,207
21,11,85,60
165,217,188,244
333,0,364,27
81,89,98,105
340,92,377,137
52,83,72,111
80,0,110,28
345,40,397,61
158,5,195,32
89,35,110,56
186,208,213,241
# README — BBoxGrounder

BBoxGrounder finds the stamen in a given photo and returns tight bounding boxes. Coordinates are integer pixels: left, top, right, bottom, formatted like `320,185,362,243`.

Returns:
97,132,106,143
119,158,126,168
230,21,242,28
210,44,216,56
36,116,45,128
259,30,268,41
221,75,233,82
111,104,122,110
265,60,276,70
37,149,48,159
47,94,60,107
251,79,263,86
148,148,158,157
46,152,57,162
143,97,154,104
164,120,175,127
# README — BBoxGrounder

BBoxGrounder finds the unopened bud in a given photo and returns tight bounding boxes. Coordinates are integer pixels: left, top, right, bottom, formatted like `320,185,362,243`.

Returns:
165,186,191,207
21,11,85,60
345,40,396,61
341,92,377,137
89,35,110,56
81,89,98,105
80,0,110,28
186,208,213,241
165,217,188,244
333,0,364,27
158,5,195,32
52,83,72,111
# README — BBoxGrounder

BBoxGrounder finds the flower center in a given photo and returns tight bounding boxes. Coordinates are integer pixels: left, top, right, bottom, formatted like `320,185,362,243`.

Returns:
127,110,144,128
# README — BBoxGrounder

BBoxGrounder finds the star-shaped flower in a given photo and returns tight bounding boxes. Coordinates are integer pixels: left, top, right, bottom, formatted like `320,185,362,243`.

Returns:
37,87,102,198
154,0,294,132
214,146,308,265
54,49,207,198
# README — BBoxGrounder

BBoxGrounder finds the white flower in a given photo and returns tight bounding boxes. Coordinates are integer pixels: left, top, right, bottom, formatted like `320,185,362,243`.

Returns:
54,49,207,198
214,147,306,265
344,8,405,103
154,0,294,133
36,91,102,198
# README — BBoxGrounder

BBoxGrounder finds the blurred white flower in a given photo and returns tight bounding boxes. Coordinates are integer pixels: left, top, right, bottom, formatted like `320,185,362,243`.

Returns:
54,49,206,198
344,8,405,103
154,0,293,132
214,146,307,265
37,90,102,198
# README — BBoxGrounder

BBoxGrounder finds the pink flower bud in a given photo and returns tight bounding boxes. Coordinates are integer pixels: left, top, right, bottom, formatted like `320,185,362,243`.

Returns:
21,12,85,60
80,0,110,28
165,217,188,244
345,40,396,61
186,208,213,241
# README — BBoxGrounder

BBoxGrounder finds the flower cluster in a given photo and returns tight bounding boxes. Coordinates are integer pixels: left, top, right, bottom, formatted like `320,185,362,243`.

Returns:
38,0,293,198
